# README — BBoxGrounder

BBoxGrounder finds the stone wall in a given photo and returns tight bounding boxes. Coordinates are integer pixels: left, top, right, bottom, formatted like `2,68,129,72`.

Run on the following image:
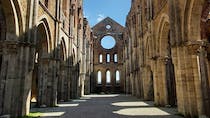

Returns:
125,0,210,117
91,17,125,93
0,0,91,117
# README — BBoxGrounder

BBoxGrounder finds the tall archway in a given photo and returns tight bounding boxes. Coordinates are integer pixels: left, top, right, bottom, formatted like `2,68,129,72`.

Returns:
31,21,51,107
156,15,177,106
144,40,154,101
58,38,68,101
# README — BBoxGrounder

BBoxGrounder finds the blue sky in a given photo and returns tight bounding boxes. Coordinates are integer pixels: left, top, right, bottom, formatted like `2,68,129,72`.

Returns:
83,0,131,27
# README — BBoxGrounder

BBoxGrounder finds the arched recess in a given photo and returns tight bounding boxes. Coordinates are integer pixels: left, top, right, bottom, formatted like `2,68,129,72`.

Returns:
144,38,154,101
58,38,68,101
31,19,52,107
0,0,24,37
37,16,53,51
156,14,177,106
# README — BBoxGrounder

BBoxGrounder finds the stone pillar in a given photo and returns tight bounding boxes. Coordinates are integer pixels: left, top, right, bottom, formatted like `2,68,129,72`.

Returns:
154,57,168,106
65,65,72,100
130,73,135,96
84,73,90,95
0,42,19,117
71,65,79,99
48,58,59,106
197,45,210,117
58,63,68,102
37,57,49,107
37,57,57,107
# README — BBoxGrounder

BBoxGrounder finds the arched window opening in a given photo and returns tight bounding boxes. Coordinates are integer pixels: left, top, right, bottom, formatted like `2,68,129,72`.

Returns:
44,0,49,8
99,54,103,63
106,70,111,84
116,70,120,84
97,71,102,84
114,54,118,62
35,53,39,63
106,54,110,62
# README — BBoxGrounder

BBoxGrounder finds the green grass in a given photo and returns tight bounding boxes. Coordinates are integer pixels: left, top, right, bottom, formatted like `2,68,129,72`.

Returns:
19,112,41,118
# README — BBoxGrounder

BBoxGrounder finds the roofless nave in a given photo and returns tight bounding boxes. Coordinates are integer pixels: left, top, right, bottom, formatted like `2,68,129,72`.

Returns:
0,0,209,118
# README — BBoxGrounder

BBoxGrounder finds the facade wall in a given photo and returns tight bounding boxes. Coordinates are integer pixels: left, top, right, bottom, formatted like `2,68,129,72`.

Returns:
125,0,210,117
91,17,125,93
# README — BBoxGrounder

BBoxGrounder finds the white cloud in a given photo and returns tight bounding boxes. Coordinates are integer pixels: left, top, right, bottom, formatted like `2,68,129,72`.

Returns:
97,14,105,22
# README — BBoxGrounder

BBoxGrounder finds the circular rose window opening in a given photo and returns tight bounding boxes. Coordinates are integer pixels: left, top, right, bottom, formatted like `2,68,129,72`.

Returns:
106,25,111,29
101,36,116,49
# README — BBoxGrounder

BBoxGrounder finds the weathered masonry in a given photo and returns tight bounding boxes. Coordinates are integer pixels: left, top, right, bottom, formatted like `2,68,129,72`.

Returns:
91,17,126,93
124,0,210,117
0,0,92,117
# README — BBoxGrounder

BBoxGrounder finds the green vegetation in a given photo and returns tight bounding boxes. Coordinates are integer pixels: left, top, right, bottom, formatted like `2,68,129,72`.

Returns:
19,112,41,118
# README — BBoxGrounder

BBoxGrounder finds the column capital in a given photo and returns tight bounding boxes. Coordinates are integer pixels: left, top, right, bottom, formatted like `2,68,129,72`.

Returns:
186,40,208,55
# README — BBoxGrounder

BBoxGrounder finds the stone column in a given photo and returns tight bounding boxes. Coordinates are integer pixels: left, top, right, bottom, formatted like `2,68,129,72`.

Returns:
37,57,49,107
197,44,210,117
0,41,19,117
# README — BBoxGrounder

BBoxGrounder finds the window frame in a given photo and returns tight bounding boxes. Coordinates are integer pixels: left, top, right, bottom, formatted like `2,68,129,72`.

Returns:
97,71,102,85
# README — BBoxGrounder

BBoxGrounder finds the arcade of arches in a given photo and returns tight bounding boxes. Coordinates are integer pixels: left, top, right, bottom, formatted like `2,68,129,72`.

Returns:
0,0,209,118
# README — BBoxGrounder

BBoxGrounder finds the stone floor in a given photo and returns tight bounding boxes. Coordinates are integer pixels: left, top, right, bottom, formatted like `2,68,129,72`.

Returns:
31,94,183,118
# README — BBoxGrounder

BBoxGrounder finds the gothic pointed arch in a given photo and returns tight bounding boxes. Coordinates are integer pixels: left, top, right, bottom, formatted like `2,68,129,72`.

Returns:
37,17,52,53
0,0,24,39
33,18,53,107
187,0,207,41
156,14,170,57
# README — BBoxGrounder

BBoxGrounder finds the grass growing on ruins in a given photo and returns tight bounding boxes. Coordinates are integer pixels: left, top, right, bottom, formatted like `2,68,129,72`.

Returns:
20,112,41,118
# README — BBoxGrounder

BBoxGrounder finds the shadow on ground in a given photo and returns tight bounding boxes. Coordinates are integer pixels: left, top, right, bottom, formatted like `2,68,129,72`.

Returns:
31,94,183,118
